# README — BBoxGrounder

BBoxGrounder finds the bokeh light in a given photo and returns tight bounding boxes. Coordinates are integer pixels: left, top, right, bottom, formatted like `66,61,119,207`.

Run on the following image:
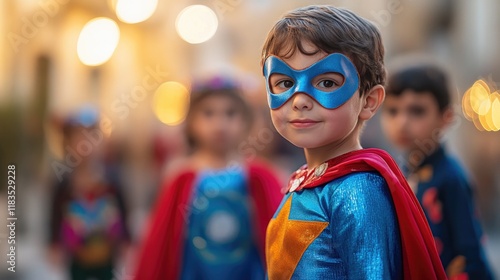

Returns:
492,93,500,129
152,81,190,126
462,86,474,120
462,79,500,131
469,80,490,115
115,0,158,24
175,5,218,44
77,18,120,66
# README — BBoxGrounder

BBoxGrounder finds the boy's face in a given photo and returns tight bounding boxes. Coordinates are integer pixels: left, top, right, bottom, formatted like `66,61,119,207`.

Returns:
190,95,247,153
381,90,447,151
266,41,363,149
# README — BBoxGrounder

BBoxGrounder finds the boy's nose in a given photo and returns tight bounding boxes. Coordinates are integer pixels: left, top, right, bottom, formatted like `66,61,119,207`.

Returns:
292,93,313,111
397,112,410,125
393,113,410,132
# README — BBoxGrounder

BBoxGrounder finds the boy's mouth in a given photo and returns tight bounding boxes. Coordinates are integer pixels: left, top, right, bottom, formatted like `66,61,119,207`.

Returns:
289,119,320,128
395,135,413,147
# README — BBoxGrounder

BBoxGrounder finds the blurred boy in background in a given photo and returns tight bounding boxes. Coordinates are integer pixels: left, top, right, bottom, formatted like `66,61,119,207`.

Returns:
381,64,493,279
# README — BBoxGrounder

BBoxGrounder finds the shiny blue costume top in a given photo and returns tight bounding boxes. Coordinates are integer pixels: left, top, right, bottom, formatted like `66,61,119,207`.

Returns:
180,167,264,280
271,172,403,279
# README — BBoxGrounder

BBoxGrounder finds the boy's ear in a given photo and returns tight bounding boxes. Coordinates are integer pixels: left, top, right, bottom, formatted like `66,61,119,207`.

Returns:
359,85,385,121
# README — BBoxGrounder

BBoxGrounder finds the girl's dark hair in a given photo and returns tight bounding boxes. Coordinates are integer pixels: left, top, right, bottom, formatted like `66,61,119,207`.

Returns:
185,83,253,148
261,5,386,95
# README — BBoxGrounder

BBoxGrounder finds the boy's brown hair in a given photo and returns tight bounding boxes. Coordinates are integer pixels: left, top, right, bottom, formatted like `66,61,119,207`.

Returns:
261,5,386,95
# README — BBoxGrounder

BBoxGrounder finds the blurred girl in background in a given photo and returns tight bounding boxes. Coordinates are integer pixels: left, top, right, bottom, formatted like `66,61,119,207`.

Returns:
134,77,283,280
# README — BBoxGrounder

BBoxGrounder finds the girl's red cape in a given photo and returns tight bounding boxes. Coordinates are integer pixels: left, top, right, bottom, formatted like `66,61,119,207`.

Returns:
133,161,283,280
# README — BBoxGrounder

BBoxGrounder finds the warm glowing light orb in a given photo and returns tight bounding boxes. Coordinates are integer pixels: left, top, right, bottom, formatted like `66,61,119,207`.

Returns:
479,112,492,131
490,92,500,131
175,5,218,44
153,82,190,125
462,79,500,131
469,80,490,115
77,18,120,66
472,115,485,131
116,0,158,24
462,87,474,120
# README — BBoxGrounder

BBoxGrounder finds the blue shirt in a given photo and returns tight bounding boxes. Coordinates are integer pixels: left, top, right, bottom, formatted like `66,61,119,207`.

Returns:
267,172,403,279
180,166,264,280
410,146,492,279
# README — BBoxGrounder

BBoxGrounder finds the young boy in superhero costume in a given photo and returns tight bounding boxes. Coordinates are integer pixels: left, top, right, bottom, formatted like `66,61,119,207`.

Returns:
382,64,493,279
261,5,446,279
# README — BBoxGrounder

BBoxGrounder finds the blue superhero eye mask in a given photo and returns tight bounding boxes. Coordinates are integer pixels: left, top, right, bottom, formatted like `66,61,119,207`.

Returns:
263,53,360,109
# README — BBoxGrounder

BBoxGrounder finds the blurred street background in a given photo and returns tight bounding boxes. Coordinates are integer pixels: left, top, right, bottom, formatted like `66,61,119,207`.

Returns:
0,0,499,279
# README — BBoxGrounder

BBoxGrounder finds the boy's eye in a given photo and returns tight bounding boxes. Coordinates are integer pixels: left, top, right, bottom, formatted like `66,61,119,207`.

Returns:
202,109,214,118
313,73,344,91
276,80,294,89
316,80,336,88
409,105,426,117
269,74,294,94
226,109,236,118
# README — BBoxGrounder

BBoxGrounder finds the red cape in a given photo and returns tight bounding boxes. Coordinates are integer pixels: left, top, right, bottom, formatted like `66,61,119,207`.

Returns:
133,161,283,280
288,148,447,280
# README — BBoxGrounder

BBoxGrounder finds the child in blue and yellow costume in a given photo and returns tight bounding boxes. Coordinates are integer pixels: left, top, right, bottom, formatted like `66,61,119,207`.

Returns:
261,5,446,279
382,64,493,279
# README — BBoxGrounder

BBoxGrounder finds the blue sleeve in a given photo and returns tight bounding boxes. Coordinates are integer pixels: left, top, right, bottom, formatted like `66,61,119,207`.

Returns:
329,173,402,280
441,172,492,279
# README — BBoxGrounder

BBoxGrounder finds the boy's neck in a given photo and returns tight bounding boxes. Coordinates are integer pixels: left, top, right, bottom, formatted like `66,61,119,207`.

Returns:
303,138,362,169
405,144,442,172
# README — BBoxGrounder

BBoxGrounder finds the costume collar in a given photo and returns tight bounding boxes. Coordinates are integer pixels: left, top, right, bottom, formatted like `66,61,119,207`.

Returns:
287,149,368,193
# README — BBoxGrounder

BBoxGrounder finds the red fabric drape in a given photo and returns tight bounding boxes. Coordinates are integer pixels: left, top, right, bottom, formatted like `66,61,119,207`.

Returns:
133,161,283,280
